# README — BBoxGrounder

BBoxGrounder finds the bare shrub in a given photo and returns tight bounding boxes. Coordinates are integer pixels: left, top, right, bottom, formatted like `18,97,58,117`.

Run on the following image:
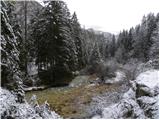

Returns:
124,58,156,81
79,65,96,75
80,59,119,83
96,59,118,82
135,60,155,77
123,58,141,81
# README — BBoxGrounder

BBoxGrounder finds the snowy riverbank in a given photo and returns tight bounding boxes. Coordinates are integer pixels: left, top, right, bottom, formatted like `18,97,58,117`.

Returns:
1,70,158,119
92,69,159,119
0,88,61,119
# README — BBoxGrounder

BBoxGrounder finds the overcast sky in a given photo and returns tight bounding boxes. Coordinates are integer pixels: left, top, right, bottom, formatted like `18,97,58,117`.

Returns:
37,0,159,34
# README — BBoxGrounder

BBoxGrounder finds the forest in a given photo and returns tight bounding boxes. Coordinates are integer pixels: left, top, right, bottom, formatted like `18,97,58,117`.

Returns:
0,0,159,119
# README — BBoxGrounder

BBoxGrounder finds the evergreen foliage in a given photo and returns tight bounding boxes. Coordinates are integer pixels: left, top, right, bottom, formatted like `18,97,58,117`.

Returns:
1,0,25,102
1,0,159,88
115,13,159,65
30,1,80,84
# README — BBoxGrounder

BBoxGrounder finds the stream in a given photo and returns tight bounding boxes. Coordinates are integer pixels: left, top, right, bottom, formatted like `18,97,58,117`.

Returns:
26,71,130,118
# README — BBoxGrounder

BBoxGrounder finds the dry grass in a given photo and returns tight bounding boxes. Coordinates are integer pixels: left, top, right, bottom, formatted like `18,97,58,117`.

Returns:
26,82,119,118
88,74,97,80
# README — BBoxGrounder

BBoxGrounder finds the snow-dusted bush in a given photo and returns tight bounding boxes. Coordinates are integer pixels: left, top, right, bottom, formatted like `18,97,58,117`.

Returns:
0,88,61,119
134,60,155,78
124,59,157,81
29,94,61,119
89,81,129,118
92,69,159,119
96,60,118,82
137,95,159,119
123,58,142,80
101,98,145,119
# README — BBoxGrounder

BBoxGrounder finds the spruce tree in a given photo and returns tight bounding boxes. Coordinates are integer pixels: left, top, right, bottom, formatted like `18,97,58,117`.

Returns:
31,1,76,84
110,35,116,57
71,12,83,69
1,1,24,102
89,43,101,65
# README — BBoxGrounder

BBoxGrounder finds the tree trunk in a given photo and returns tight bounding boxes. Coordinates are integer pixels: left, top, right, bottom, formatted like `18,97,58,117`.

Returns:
24,1,27,75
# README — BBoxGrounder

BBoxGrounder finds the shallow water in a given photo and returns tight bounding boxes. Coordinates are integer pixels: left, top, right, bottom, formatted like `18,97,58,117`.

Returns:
25,72,129,118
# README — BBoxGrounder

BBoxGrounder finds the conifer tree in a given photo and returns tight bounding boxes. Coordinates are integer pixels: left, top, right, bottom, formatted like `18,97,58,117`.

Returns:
31,1,77,84
1,1,24,102
110,35,116,57
71,12,83,69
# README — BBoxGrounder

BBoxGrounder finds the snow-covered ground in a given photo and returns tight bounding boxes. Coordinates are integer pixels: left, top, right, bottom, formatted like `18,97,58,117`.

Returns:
0,88,61,119
92,69,159,119
104,70,126,84
135,70,159,97
136,70,158,89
